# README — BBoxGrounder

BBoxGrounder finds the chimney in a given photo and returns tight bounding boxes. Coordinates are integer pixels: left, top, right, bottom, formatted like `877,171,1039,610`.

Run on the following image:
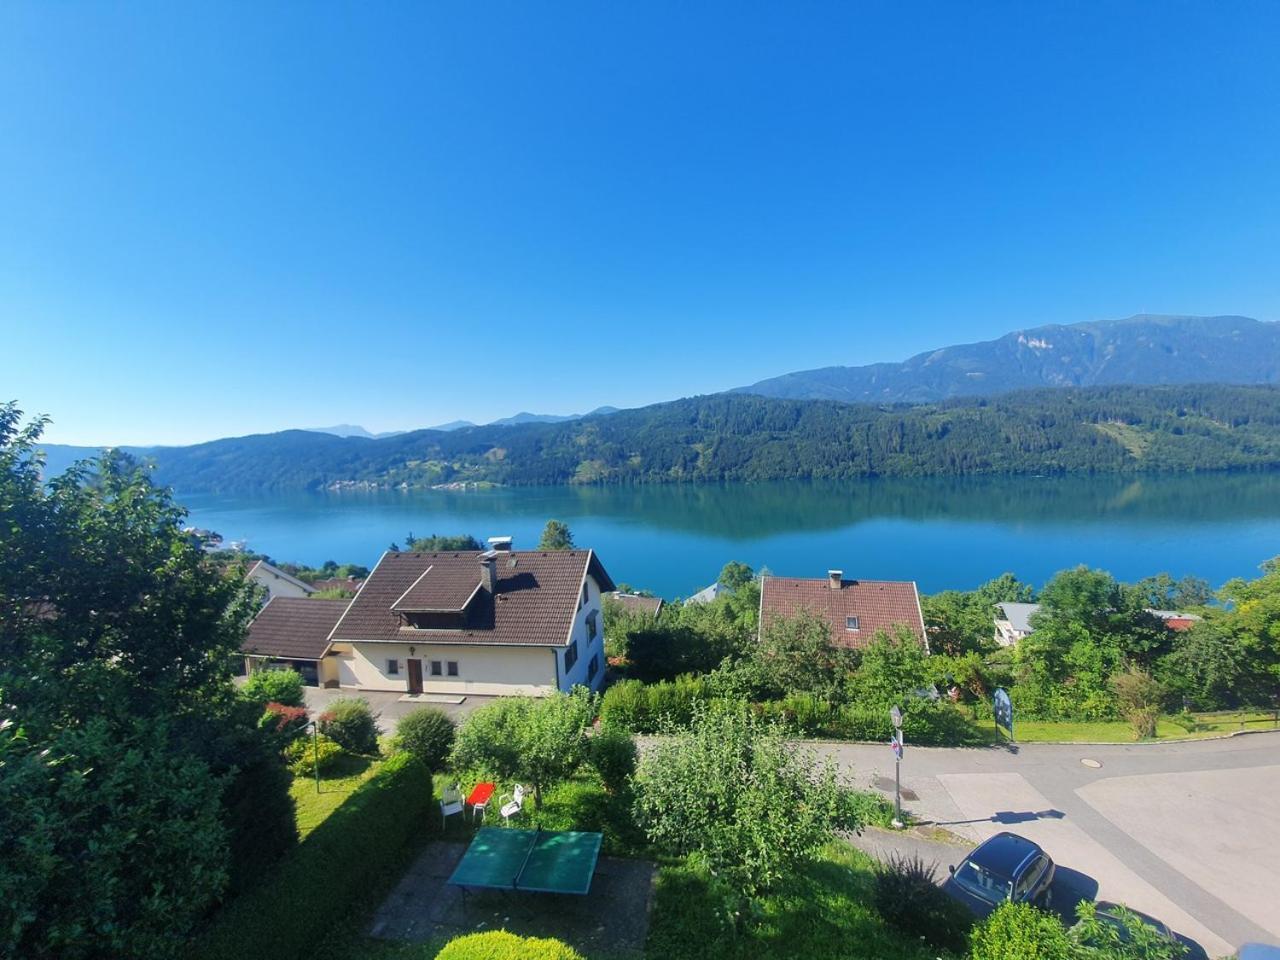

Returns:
488,536,513,552
480,550,498,594
828,569,843,590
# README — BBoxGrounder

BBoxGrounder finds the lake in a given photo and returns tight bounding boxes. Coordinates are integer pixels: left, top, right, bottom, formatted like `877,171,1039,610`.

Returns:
179,473,1280,597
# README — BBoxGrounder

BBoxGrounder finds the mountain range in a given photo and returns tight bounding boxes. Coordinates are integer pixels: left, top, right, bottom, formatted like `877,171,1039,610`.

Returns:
31,315,1280,488
737,314,1280,402
304,407,622,438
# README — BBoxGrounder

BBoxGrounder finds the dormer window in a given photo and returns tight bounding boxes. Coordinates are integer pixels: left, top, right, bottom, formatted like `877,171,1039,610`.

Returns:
845,616,860,631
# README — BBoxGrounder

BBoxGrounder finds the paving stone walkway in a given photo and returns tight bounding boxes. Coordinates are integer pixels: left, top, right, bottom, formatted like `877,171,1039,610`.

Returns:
370,840,655,956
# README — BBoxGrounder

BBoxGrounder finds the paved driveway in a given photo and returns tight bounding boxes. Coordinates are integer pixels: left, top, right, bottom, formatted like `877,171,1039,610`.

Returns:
303,687,495,736
815,732,1280,956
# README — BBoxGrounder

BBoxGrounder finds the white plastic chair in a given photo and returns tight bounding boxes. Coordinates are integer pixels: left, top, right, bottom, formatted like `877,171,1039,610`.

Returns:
440,783,464,829
499,784,525,822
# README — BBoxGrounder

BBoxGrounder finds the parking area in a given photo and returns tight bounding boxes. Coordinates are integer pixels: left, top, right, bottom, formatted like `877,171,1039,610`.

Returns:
303,686,497,736
820,732,1280,957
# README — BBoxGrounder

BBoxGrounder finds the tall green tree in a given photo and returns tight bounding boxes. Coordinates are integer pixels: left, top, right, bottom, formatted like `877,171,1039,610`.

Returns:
537,519,575,551
0,404,288,958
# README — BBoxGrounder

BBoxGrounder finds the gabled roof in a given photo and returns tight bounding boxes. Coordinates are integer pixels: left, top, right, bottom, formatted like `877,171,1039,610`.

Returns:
759,575,927,649
330,549,616,647
243,597,349,661
392,563,484,612
685,582,726,605
605,592,663,617
246,559,315,595
996,602,1040,634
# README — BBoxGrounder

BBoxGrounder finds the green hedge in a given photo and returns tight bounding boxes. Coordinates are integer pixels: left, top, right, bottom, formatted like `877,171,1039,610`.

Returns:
192,751,432,960
603,681,988,745
434,931,584,959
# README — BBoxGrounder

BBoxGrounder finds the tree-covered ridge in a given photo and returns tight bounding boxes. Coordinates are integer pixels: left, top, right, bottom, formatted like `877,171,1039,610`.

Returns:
105,383,1280,491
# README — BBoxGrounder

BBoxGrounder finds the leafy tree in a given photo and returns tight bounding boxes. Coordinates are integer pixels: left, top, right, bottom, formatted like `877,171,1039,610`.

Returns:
721,610,855,702
1069,900,1187,960
0,403,283,958
537,519,575,551
406,532,483,551
631,705,846,899
451,689,594,807
974,572,1037,606
846,627,930,708
1135,572,1214,610
717,560,754,592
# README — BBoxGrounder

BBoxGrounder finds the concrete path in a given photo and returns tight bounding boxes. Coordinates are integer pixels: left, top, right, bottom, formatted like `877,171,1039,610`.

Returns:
813,732,1280,956
303,687,495,735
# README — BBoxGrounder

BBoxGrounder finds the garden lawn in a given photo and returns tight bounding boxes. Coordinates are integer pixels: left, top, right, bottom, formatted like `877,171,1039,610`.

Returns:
292,753,382,838
1002,709,1280,743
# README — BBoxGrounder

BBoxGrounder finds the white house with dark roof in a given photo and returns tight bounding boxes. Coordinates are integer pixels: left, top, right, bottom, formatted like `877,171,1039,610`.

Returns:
324,540,615,696
246,559,315,601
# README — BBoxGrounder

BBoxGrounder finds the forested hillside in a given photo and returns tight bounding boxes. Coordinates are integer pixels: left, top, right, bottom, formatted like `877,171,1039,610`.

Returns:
67,383,1280,491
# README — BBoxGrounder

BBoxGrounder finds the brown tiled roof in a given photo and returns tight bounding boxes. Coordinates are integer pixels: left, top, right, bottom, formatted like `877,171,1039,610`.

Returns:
310,576,363,593
243,597,350,660
759,575,926,650
330,549,616,647
391,562,484,612
605,592,663,617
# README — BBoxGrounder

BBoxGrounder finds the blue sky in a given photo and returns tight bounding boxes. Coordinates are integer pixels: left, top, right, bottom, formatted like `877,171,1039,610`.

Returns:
2,2,1279,445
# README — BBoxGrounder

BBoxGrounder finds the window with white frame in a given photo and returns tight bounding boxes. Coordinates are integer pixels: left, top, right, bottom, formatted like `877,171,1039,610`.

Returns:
447,661,459,677
845,616,860,631
386,658,400,676
430,660,443,676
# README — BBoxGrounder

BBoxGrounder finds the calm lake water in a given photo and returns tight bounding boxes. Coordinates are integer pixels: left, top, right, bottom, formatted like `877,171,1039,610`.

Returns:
179,473,1280,597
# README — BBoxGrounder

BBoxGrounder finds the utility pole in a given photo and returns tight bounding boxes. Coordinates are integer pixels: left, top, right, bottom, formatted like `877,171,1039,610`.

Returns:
889,704,904,829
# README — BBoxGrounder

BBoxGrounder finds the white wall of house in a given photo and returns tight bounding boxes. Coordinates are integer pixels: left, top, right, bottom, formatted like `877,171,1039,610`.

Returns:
557,573,607,693
329,640,559,696
249,565,312,600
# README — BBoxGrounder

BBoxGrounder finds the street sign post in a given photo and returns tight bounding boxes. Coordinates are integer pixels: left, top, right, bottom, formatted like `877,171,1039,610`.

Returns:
889,705,905,828
993,687,1014,742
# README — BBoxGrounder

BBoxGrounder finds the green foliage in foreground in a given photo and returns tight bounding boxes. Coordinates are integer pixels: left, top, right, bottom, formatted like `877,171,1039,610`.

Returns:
451,688,595,808
241,667,306,708
434,931,584,960
319,696,382,755
872,852,973,952
968,900,1187,960
646,843,938,960
393,706,456,772
193,752,433,960
632,706,847,899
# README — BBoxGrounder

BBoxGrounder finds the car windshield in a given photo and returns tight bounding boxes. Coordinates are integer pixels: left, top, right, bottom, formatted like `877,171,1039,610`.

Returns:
953,859,1013,903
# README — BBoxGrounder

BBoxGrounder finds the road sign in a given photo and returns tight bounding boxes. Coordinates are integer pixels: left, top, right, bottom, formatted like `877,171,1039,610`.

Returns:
890,734,903,761
993,687,1014,741
889,704,903,730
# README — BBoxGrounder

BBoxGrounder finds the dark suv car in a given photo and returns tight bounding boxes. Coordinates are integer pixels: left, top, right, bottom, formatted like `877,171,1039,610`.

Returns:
946,832,1056,916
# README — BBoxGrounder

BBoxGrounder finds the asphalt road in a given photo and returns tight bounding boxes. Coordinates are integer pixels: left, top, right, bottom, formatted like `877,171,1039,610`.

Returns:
815,732,1280,957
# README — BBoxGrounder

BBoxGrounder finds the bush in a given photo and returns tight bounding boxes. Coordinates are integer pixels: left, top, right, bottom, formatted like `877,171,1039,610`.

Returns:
434,931,584,959
588,725,637,793
193,753,432,960
394,707,455,771
318,697,380,755
1110,668,1166,740
221,751,297,895
969,901,1074,960
600,676,714,733
241,668,305,708
871,852,972,952
284,733,345,776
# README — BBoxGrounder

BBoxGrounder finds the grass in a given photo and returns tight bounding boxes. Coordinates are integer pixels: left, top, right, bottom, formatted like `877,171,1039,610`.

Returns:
645,843,940,960
1000,709,1280,743
291,752,382,838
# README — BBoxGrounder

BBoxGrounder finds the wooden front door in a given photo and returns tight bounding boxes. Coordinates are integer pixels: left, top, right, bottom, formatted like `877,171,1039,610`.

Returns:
407,658,423,694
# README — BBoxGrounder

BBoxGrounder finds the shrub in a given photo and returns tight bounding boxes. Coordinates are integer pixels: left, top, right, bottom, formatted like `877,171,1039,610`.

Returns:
394,707,455,771
241,668,305,708
256,701,309,752
632,705,845,898
221,751,297,895
434,930,584,959
193,753,432,960
871,852,972,952
284,733,345,776
1110,668,1166,740
600,676,714,733
1070,900,1187,960
588,725,637,793
969,901,1074,960
318,697,380,755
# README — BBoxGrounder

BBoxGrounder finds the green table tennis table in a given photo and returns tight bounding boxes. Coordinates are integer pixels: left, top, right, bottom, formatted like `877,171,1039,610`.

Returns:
448,827,603,895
